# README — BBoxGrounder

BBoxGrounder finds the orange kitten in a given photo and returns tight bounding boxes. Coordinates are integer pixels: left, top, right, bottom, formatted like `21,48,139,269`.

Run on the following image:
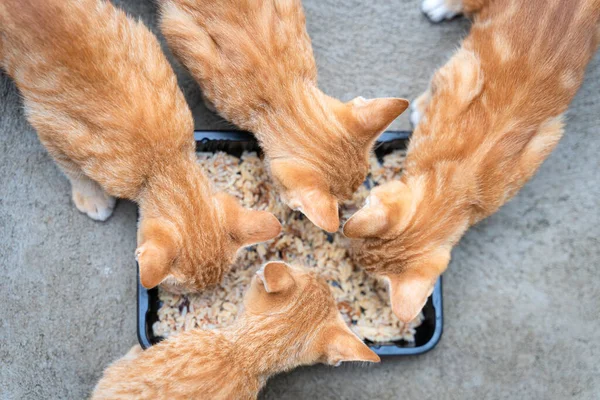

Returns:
158,0,409,232
92,261,379,400
0,0,281,292
344,0,600,321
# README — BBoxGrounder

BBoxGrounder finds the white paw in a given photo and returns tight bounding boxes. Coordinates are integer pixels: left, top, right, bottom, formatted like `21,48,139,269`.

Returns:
410,101,422,127
72,187,116,221
421,0,458,22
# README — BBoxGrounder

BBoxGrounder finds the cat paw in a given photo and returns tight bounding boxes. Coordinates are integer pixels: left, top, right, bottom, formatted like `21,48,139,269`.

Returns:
421,0,459,22
72,186,116,221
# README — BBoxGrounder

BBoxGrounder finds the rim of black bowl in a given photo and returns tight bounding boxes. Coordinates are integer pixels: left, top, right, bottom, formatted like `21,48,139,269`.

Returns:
137,129,443,356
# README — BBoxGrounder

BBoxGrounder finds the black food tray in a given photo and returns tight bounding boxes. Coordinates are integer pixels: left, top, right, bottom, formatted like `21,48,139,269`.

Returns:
138,130,443,356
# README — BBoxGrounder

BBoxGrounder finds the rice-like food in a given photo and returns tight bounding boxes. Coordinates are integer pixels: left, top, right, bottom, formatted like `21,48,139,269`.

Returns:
153,149,423,343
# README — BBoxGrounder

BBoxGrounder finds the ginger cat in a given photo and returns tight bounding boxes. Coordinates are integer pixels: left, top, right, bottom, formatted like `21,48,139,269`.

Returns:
158,0,409,232
0,0,281,292
92,261,379,400
344,0,600,322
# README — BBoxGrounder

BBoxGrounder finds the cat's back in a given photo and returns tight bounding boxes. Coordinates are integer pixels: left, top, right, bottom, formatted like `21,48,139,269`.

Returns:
163,0,315,74
0,0,165,96
92,330,257,400
161,0,317,121
0,0,193,196
0,0,187,129
405,0,599,191
468,0,600,119
412,0,599,165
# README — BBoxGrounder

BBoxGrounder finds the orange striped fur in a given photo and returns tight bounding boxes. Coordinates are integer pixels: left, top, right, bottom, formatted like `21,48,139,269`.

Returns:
92,262,379,400
158,0,409,232
344,0,600,322
0,0,281,292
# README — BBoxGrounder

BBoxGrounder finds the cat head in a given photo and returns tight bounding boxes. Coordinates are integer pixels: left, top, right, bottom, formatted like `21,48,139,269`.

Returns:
269,96,408,233
343,180,454,323
136,191,281,293
245,261,380,366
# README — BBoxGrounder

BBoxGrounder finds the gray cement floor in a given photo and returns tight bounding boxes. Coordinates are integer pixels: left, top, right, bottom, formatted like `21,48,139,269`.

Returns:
1,1,599,399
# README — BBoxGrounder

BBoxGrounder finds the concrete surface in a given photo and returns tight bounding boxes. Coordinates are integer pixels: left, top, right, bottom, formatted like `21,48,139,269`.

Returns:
1,1,598,399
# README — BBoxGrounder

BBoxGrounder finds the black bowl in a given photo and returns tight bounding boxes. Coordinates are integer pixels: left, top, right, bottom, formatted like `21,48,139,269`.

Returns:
137,130,443,356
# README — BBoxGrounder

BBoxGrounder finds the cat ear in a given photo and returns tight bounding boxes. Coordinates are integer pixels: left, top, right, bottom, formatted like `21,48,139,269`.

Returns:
136,218,179,289
343,193,391,238
290,189,339,233
387,251,449,322
235,210,282,246
387,273,433,323
343,181,410,238
323,326,380,366
270,160,339,233
256,261,295,293
136,241,175,288
218,193,282,246
349,97,409,141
